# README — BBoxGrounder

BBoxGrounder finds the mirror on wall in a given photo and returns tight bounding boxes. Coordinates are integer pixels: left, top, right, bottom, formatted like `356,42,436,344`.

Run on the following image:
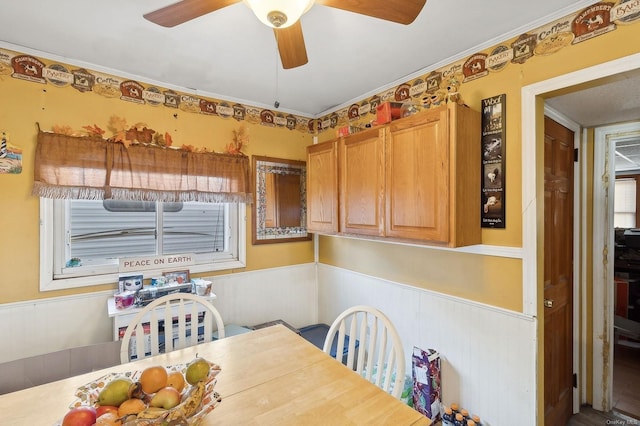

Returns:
252,155,311,244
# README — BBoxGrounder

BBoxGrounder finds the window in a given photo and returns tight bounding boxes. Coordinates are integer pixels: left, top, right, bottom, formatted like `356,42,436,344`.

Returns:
34,132,252,291
614,178,637,228
40,199,246,291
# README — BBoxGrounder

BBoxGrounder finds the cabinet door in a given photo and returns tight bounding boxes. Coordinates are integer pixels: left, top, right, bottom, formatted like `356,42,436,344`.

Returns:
340,128,385,236
307,140,339,233
385,107,449,242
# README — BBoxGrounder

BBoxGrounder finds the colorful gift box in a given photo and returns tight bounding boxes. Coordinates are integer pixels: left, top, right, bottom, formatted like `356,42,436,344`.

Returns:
412,346,442,422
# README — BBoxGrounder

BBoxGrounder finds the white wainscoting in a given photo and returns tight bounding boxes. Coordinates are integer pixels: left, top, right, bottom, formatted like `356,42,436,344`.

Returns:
203,263,318,329
0,263,318,364
317,264,537,426
0,291,114,364
1,262,536,424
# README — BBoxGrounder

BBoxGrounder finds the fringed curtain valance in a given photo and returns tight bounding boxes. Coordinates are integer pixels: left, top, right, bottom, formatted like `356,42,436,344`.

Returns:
32,131,252,203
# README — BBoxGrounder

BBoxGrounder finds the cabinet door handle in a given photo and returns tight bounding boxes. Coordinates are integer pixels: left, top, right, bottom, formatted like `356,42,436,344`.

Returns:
544,299,554,308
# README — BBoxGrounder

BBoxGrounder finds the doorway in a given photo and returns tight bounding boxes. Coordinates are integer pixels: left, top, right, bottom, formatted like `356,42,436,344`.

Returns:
594,122,640,418
522,52,640,421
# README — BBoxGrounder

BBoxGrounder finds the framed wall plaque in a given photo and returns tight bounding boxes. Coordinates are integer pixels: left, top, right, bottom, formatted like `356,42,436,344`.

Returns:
481,94,506,228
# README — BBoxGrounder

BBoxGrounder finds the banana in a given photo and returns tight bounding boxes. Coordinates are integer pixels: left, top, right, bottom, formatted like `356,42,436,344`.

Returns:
164,379,207,421
136,406,169,420
127,381,148,400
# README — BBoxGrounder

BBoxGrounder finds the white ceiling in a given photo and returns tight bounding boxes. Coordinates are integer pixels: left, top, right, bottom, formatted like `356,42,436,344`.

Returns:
545,68,640,172
0,0,605,117
546,68,640,129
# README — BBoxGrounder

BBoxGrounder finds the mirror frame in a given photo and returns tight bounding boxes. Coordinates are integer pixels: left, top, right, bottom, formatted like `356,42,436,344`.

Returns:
252,155,311,245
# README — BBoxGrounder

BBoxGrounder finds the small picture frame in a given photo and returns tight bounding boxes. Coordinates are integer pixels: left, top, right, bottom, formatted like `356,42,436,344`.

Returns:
163,270,190,284
119,274,143,293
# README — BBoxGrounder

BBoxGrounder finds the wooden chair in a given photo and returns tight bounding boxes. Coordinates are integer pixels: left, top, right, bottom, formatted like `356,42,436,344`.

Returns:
119,293,225,363
323,305,406,399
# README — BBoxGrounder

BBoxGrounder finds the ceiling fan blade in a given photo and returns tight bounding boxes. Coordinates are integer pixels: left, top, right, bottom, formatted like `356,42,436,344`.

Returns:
317,0,426,25
144,0,241,27
274,22,308,69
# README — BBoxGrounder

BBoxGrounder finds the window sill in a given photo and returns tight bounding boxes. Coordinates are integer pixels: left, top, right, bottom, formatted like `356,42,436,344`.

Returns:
39,259,246,292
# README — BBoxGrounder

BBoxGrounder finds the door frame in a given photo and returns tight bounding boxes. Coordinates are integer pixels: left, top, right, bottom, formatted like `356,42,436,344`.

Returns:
593,121,640,410
522,52,640,417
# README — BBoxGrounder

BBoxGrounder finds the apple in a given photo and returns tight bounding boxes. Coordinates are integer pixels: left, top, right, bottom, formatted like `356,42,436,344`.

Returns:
95,405,119,418
149,386,181,409
61,406,97,426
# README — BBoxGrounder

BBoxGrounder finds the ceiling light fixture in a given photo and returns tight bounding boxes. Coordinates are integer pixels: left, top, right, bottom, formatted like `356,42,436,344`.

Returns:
244,0,315,28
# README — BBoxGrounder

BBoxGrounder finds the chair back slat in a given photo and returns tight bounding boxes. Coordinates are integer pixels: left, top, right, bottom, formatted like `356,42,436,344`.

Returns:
149,309,161,356
356,313,368,374
347,315,358,370
120,293,225,363
202,311,214,344
189,301,199,347
323,305,406,399
133,322,146,361
163,304,174,354
336,322,347,365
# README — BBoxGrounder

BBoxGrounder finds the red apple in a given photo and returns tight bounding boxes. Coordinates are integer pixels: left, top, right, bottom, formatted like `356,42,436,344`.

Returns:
95,405,119,418
61,406,97,426
149,386,181,409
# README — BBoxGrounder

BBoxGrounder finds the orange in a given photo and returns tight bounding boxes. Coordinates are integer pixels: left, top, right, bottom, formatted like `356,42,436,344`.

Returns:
117,398,146,416
139,365,168,394
166,371,186,393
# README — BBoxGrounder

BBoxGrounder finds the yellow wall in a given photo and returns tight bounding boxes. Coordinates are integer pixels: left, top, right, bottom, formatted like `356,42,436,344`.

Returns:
0,69,314,304
313,8,640,416
2,5,640,418
320,236,523,309
316,11,640,313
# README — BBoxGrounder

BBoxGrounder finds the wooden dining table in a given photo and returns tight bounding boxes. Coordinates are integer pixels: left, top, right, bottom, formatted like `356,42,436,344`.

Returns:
0,324,431,425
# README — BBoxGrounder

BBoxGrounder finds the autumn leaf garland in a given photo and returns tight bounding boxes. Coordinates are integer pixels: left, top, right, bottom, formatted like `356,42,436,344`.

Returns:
49,115,248,155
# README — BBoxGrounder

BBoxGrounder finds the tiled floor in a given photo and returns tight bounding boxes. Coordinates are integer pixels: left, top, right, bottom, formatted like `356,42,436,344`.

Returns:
613,343,640,419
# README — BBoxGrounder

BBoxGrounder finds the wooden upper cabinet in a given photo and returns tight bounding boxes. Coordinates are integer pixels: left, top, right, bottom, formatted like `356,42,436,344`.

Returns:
385,106,449,242
306,103,481,247
447,103,482,247
340,128,385,236
307,139,339,233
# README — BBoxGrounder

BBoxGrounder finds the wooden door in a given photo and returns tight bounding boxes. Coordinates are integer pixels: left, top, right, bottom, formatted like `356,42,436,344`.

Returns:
340,128,385,236
385,107,449,242
543,116,574,425
306,139,339,233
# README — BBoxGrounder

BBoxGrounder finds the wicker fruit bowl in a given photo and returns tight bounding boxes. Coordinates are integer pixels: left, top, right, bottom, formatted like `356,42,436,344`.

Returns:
54,362,221,425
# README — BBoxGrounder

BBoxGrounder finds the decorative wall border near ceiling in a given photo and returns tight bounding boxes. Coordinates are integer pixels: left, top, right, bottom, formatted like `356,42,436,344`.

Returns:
314,0,640,134
1,0,638,137
0,48,314,134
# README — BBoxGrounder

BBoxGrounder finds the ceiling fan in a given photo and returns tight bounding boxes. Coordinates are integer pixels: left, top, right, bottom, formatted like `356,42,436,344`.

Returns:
144,0,427,69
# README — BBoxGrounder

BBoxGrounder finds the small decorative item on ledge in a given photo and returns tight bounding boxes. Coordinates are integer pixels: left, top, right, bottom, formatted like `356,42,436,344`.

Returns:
401,102,421,118
114,291,136,310
163,270,190,284
192,279,213,296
